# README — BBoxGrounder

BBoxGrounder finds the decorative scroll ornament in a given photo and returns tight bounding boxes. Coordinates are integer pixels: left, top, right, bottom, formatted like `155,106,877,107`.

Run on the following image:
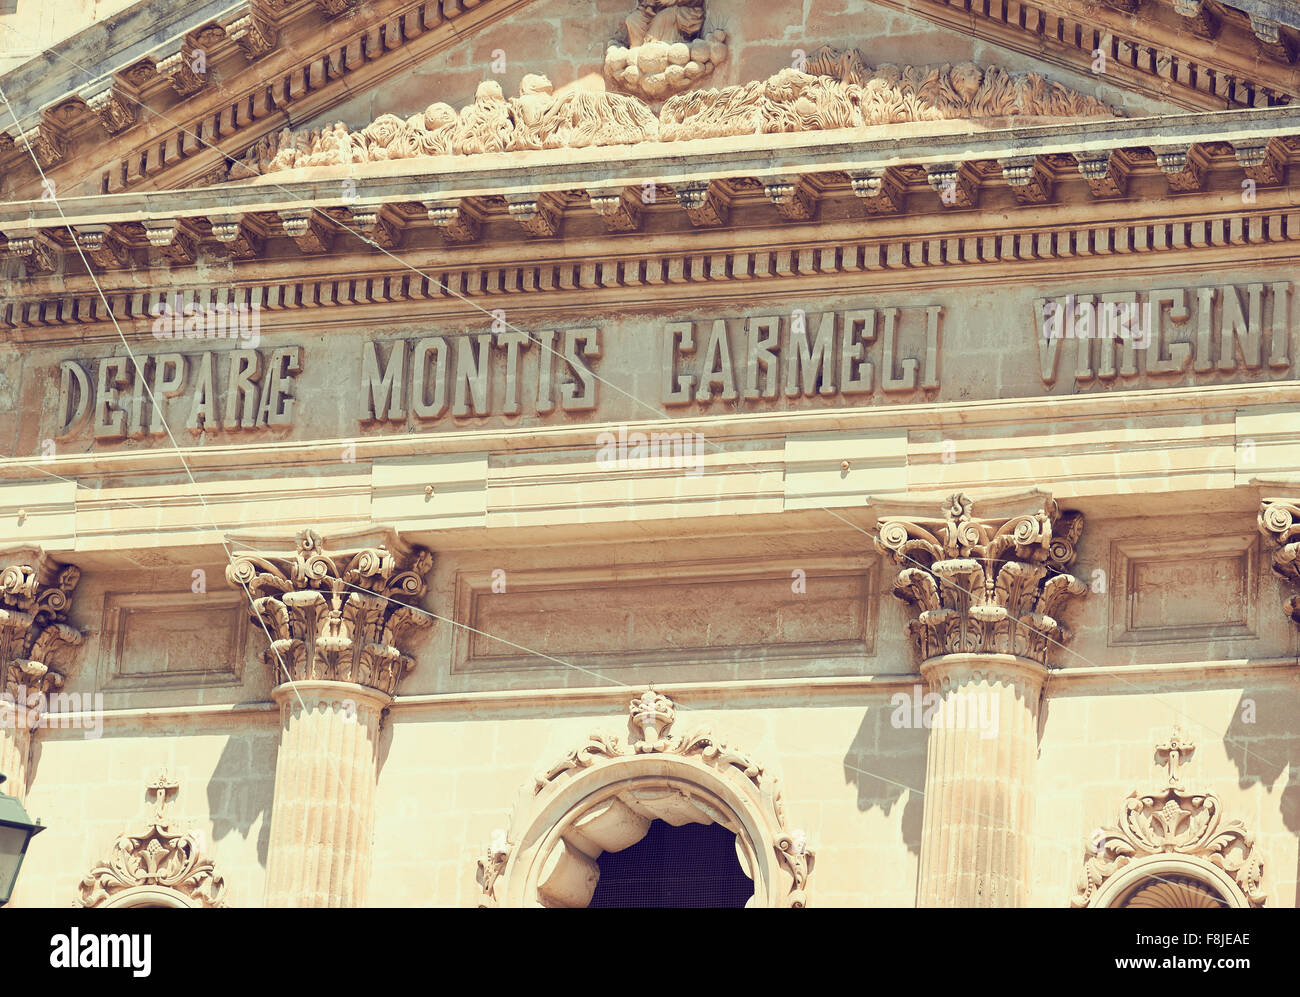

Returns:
604,1,728,100
225,529,433,696
0,550,82,719
1071,730,1266,908
874,493,1086,666
75,771,228,908
1258,498,1300,625
480,688,814,908
244,56,1116,177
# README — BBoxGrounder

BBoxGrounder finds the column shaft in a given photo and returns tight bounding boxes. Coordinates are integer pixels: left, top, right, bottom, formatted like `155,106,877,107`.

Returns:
916,654,1045,907
264,680,388,907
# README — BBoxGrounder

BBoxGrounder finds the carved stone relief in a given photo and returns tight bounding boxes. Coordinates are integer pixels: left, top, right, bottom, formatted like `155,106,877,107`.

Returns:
477,687,813,908
874,492,1086,666
75,770,229,908
1071,730,1266,909
243,50,1117,177
604,0,729,100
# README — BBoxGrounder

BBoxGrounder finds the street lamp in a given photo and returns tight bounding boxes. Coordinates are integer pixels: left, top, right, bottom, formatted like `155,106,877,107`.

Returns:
0,773,44,906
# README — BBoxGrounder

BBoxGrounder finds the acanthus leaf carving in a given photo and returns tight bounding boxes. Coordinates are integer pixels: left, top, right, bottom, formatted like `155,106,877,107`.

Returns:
0,551,82,714
225,529,434,695
875,493,1086,667
1259,497,1300,626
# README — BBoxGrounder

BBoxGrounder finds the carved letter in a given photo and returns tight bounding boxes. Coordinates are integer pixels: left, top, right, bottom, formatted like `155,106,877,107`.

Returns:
662,322,694,405
560,327,600,411
359,340,406,422
412,337,449,419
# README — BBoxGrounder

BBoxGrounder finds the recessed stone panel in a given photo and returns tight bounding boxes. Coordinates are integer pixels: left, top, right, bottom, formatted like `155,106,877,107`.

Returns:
1109,535,1258,645
452,556,876,673
97,591,247,691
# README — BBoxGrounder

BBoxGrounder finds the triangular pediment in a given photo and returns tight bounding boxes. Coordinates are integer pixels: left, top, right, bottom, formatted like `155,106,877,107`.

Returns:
0,0,1247,201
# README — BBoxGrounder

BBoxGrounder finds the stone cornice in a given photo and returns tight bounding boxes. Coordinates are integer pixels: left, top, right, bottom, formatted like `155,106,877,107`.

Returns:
2,106,1298,296
7,203,1300,335
224,527,433,695
874,492,1087,667
876,0,1300,111
0,0,538,200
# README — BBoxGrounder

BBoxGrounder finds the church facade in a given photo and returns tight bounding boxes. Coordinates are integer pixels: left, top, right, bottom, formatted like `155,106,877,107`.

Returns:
0,0,1298,907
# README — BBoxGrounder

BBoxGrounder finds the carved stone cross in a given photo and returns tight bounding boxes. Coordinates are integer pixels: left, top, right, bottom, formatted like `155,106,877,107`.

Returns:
147,770,179,819
1155,730,1195,786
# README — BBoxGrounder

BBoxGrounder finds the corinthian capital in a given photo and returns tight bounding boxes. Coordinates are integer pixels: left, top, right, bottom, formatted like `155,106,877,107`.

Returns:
0,549,83,703
1259,498,1300,626
874,493,1086,667
225,529,434,696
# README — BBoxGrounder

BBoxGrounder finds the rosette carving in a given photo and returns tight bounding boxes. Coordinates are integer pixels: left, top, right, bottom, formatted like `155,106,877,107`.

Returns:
225,529,433,696
875,494,1086,666
1258,498,1300,625
0,550,83,709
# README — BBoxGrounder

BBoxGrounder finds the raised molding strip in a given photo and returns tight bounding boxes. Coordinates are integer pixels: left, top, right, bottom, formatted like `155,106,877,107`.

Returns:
7,209,1300,329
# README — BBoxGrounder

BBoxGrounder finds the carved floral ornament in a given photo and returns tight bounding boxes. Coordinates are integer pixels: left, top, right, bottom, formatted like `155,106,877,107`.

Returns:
0,549,83,718
1071,730,1265,909
75,771,228,909
241,44,1117,177
873,493,1087,667
477,687,813,908
1258,498,1300,625
224,529,433,696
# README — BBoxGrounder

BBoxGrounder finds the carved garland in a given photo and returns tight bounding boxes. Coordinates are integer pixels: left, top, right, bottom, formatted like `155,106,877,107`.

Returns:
224,529,433,696
478,687,813,908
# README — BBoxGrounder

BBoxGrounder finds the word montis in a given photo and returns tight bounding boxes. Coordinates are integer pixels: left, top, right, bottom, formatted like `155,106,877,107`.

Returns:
49,284,1293,442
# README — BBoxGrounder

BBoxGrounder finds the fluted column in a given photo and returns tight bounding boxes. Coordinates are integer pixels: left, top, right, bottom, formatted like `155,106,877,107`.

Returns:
227,529,433,907
265,681,390,906
875,493,1085,907
0,552,82,801
915,653,1045,906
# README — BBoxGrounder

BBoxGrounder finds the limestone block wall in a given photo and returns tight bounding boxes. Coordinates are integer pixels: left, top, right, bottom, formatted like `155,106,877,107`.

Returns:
370,695,926,907
11,718,278,908
1033,683,1300,908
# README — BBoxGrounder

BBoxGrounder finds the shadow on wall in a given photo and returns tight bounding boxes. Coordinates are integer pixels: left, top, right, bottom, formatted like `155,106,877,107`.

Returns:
842,702,926,856
208,734,274,867
1223,686,1300,906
